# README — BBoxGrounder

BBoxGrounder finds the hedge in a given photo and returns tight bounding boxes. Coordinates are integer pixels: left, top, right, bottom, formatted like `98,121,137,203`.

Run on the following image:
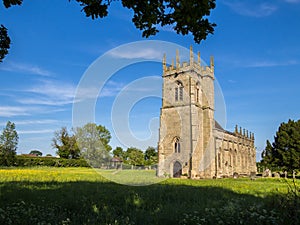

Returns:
14,155,90,167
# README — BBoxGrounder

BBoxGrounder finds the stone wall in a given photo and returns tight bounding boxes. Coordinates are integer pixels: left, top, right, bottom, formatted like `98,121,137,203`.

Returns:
157,47,256,178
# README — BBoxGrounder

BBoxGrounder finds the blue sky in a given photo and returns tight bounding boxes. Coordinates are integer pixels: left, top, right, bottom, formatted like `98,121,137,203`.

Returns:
1,0,300,161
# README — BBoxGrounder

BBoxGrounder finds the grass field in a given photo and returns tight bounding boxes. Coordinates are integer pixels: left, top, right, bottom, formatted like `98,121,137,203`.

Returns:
0,167,299,225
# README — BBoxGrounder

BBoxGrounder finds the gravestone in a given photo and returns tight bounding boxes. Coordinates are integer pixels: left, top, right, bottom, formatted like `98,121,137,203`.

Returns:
273,172,280,178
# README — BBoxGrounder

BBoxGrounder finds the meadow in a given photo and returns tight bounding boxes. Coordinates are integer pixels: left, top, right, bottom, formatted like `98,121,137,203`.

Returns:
0,167,299,225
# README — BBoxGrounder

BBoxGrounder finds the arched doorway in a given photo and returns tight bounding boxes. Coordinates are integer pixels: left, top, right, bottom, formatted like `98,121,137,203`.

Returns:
173,161,182,178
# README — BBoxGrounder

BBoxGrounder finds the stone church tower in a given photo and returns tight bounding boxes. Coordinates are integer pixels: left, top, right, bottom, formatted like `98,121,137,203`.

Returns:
157,47,256,178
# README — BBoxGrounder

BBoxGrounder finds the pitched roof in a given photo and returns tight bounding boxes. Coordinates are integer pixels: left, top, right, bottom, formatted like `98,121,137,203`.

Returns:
111,157,123,162
214,120,224,131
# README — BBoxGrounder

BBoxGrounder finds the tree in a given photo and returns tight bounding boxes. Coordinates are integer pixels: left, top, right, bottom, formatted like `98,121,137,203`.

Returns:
0,25,10,62
95,124,112,152
261,140,274,167
125,147,145,166
52,127,80,159
261,119,300,172
113,146,124,158
29,150,43,156
144,146,158,165
0,121,18,166
0,0,216,61
75,123,112,167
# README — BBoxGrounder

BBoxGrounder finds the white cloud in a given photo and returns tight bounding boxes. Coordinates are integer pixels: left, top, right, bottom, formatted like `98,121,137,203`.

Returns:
0,61,54,76
0,80,78,118
222,0,278,17
0,105,64,118
20,79,77,106
221,54,300,68
18,129,55,134
100,80,126,97
99,77,162,98
109,48,163,60
18,97,74,106
28,80,75,99
19,79,128,105
75,80,146,99
0,119,59,126
243,59,299,68
0,106,31,117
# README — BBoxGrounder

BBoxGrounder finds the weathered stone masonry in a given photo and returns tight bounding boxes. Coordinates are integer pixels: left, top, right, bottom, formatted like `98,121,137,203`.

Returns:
157,47,256,178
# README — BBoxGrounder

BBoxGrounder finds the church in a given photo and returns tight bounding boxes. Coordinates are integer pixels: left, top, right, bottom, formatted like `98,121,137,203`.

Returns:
157,47,256,178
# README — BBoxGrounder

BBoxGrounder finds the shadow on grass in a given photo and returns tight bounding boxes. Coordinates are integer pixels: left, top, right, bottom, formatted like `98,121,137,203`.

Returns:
0,180,299,225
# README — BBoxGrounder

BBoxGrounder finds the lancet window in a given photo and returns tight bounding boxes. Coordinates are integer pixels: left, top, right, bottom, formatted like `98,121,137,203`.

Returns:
175,81,183,102
174,137,181,153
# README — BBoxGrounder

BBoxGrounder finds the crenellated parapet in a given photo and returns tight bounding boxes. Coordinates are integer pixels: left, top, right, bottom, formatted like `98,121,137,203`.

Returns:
234,124,254,140
233,125,255,148
162,46,214,79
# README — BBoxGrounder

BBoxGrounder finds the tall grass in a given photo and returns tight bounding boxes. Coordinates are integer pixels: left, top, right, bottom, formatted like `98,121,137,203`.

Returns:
0,167,299,225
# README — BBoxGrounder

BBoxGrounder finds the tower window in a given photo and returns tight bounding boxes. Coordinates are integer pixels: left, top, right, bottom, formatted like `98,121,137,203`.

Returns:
174,137,180,153
179,86,183,101
175,81,183,102
196,82,200,103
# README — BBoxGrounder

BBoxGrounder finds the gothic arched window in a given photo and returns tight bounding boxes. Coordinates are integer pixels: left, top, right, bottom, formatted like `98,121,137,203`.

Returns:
174,137,180,153
196,82,200,103
179,86,183,101
175,81,183,102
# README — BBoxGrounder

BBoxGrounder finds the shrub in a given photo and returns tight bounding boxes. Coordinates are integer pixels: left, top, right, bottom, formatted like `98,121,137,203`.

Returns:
179,198,280,225
15,155,90,167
